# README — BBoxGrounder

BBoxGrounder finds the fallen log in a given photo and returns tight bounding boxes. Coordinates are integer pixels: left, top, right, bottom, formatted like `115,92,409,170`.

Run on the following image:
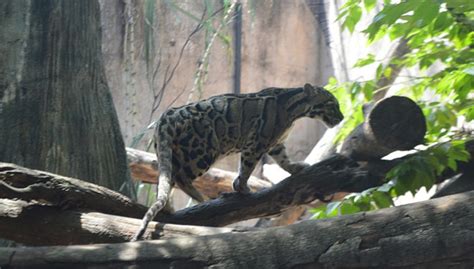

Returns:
1,190,473,268
156,154,374,226
0,162,146,219
0,198,236,245
432,171,474,198
127,147,271,198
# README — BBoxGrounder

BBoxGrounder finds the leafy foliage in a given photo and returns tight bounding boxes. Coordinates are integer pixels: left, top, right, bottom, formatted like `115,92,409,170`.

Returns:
312,141,470,219
313,0,473,218
337,0,473,139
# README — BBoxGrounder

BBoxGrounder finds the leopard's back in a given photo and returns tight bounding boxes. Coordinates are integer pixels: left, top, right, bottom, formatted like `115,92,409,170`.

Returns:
155,89,285,182
155,84,343,187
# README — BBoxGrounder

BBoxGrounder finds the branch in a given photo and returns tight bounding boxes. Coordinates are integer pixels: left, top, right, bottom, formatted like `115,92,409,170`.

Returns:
156,154,392,226
2,191,474,267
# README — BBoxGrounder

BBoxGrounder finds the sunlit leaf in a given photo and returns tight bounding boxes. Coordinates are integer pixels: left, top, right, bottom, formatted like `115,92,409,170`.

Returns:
340,202,361,215
354,54,376,67
372,191,393,208
363,0,377,11
343,6,363,33
375,64,383,80
413,0,439,27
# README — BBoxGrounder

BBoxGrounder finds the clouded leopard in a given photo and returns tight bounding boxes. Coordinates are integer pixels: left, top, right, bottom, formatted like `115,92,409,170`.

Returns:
132,83,343,241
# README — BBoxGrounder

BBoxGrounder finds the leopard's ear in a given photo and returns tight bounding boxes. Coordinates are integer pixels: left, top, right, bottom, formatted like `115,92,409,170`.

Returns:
304,83,324,96
303,83,315,93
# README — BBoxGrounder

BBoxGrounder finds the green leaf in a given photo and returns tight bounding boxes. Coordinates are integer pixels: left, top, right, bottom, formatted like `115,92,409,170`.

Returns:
350,82,363,100
413,0,439,27
383,3,411,25
362,81,375,101
340,202,361,215
447,158,458,171
354,54,376,67
363,0,377,11
372,191,393,208
415,169,434,190
461,106,474,121
389,23,410,40
449,147,470,162
392,170,414,195
310,206,328,219
433,12,451,32
343,6,363,33
383,66,393,78
446,0,474,12
376,64,383,80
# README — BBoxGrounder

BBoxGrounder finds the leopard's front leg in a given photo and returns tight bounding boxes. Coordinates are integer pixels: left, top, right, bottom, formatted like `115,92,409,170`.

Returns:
232,149,263,194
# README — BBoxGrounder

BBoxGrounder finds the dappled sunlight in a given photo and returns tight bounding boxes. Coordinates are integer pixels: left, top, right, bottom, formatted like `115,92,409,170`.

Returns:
0,0,472,267
394,186,437,206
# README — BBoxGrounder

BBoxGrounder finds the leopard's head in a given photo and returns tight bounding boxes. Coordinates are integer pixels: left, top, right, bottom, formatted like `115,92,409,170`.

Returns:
304,84,344,128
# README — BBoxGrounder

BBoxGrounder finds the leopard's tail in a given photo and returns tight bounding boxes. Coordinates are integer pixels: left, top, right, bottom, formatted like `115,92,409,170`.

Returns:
131,172,173,241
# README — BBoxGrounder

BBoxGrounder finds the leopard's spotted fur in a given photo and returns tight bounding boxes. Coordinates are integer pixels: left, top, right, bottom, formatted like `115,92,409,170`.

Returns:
132,83,343,241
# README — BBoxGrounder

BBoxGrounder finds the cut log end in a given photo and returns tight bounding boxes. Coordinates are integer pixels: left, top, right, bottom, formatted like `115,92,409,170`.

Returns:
340,96,426,160
368,96,426,150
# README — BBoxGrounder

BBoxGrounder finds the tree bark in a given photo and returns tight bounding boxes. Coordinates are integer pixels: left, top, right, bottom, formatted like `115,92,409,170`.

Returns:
0,162,146,219
0,198,239,245
0,0,130,193
1,191,473,268
432,171,474,198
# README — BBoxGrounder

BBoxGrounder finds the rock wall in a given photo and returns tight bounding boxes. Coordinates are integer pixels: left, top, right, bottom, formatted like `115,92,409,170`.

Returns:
99,0,333,172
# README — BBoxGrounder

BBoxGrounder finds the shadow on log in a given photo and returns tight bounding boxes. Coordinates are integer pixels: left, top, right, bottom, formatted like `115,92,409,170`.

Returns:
0,198,239,245
1,191,473,268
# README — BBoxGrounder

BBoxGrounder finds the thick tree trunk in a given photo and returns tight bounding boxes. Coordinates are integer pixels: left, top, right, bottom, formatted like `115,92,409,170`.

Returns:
1,191,473,268
0,0,129,193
